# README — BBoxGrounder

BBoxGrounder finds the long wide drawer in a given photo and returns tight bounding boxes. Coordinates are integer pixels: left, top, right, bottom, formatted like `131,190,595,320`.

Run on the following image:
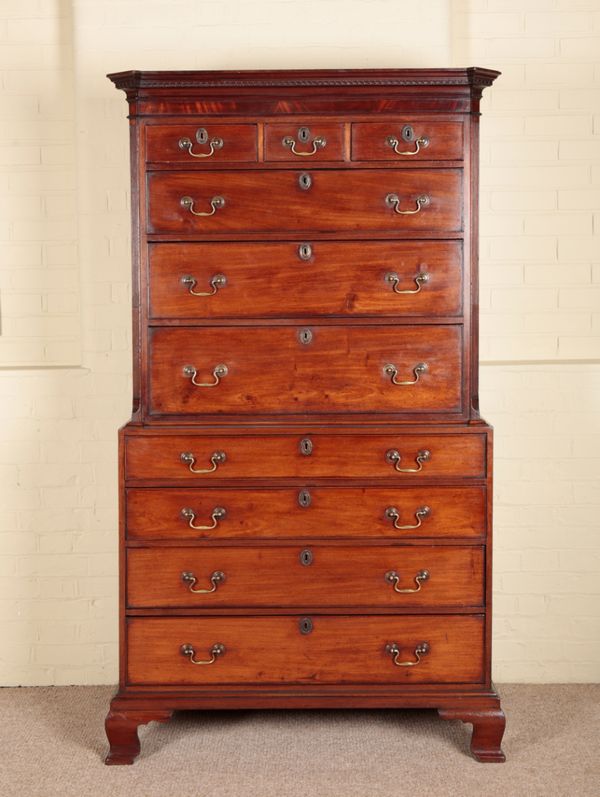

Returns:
126,485,486,540
147,169,462,234
148,241,463,319
125,431,486,481
127,615,485,685
127,545,484,608
149,325,463,416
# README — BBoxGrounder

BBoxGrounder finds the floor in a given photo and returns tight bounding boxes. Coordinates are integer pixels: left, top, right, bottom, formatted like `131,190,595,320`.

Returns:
0,684,598,796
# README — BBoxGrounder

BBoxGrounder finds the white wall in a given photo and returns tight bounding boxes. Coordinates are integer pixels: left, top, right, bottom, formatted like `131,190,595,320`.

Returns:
0,0,598,685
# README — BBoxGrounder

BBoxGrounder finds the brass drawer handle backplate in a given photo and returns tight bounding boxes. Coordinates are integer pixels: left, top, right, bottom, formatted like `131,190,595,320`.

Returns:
385,134,429,156
385,449,431,473
385,193,430,215
283,127,327,156
181,570,226,594
385,271,429,294
178,128,224,158
383,362,428,386
180,195,225,217
385,641,430,667
181,506,227,531
180,450,227,474
180,642,225,665
183,363,228,387
385,569,430,593
181,273,227,296
385,505,431,530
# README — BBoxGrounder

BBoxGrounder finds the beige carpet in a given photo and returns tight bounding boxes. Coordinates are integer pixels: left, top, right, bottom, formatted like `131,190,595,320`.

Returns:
0,685,598,796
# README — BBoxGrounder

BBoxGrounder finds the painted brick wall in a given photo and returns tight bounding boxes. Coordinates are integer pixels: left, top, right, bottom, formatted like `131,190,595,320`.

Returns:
453,0,600,362
455,0,600,683
0,0,598,685
0,0,80,367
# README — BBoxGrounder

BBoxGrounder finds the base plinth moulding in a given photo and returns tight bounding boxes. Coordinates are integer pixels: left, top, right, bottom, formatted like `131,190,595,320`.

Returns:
105,690,505,765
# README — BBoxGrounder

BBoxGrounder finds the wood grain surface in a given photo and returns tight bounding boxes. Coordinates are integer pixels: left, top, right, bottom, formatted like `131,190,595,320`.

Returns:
127,614,485,685
351,121,464,161
146,123,258,164
126,545,484,608
147,169,462,234
124,430,485,480
149,325,463,416
148,240,463,319
264,123,345,161
125,484,486,540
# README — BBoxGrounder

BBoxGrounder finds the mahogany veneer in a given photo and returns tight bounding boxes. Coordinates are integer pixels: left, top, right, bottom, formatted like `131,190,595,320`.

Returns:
147,169,463,234
106,67,504,766
127,615,485,685
127,546,484,608
146,123,258,164
149,325,464,416
124,429,486,480
351,121,464,161
125,485,486,540
148,240,464,319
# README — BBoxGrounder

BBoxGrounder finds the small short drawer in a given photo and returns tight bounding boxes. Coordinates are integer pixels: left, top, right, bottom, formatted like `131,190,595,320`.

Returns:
127,545,484,609
148,240,463,320
146,124,257,164
352,122,463,161
125,431,486,481
264,123,345,162
127,614,485,685
125,485,486,540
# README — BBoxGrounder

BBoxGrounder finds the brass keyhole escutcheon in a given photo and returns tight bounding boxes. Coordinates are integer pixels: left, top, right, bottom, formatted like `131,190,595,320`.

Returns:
298,172,312,190
299,617,313,635
298,489,312,508
196,127,209,144
298,328,313,345
401,124,415,142
298,126,311,143
299,437,313,456
299,548,313,566
298,242,313,261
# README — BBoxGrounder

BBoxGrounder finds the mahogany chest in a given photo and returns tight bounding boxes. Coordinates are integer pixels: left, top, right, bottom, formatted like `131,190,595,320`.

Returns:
105,67,505,764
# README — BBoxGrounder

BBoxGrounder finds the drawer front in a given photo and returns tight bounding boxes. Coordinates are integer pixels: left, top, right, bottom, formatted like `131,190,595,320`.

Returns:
146,123,258,164
127,615,484,685
148,241,463,319
352,122,464,162
149,325,463,416
147,170,462,234
127,546,484,608
125,431,486,481
264,123,345,162
126,485,486,540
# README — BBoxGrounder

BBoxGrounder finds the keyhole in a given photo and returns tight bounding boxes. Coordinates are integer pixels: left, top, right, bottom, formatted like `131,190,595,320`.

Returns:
298,127,311,143
299,438,313,456
299,617,313,635
298,489,312,508
298,172,312,190
298,328,313,345
401,124,415,142
195,127,209,144
298,243,313,261
299,548,313,566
